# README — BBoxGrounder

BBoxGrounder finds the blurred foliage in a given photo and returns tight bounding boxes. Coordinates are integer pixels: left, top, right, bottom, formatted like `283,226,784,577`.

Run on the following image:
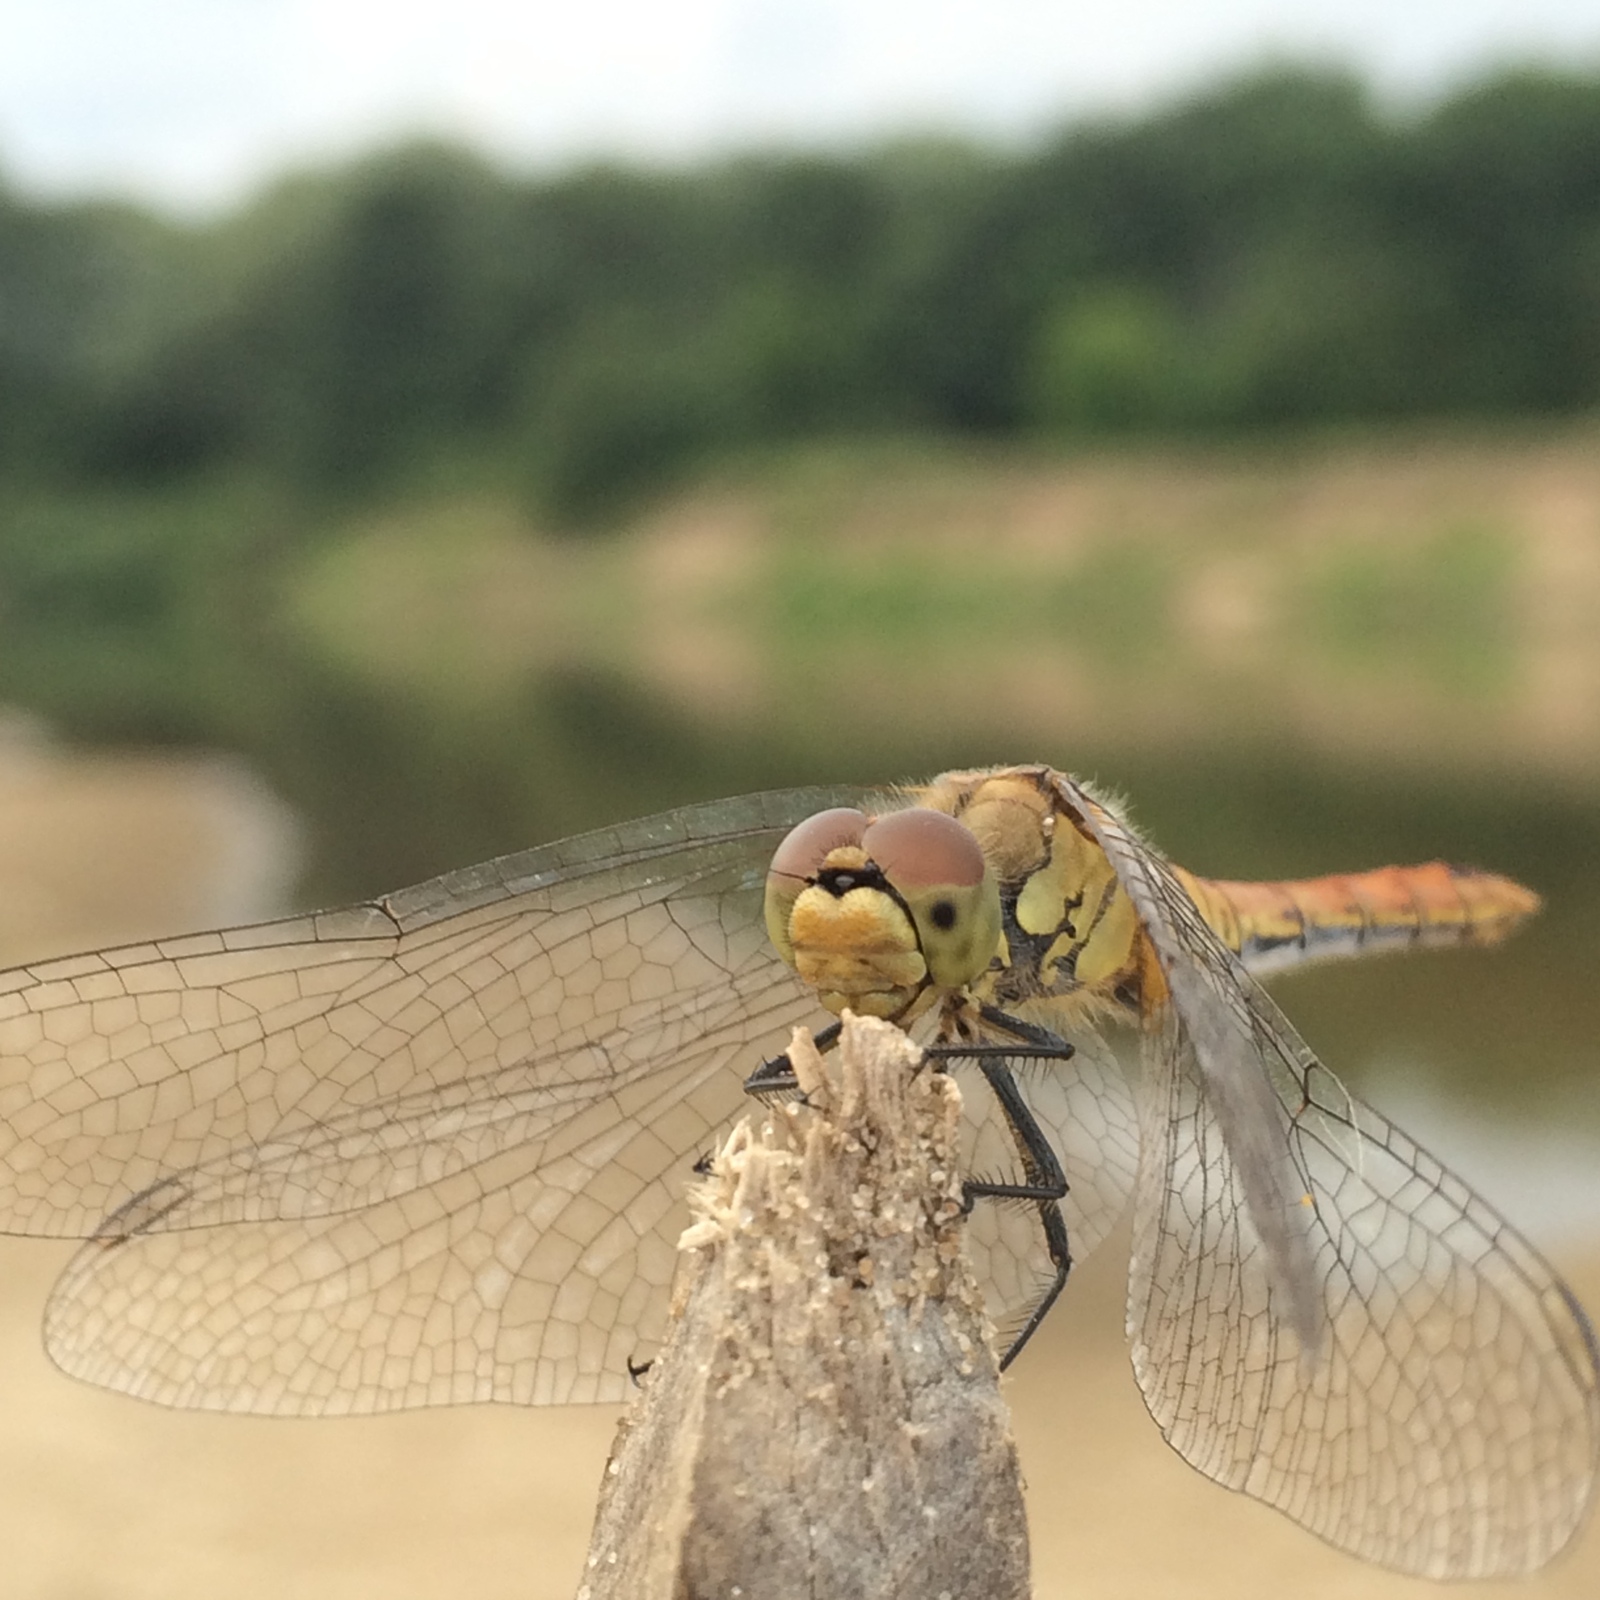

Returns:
0,61,1592,918
1300,522,1518,696
1029,287,1189,432
0,64,1595,1138
1,64,1598,533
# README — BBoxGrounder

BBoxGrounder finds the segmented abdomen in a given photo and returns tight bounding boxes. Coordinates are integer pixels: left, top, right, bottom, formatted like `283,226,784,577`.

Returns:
1174,862,1542,977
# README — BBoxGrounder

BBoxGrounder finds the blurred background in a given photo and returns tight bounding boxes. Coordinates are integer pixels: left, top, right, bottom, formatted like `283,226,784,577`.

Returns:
1,2,1599,1596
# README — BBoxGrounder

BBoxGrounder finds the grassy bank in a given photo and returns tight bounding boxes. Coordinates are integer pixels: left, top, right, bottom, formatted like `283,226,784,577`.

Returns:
285,423,1600,783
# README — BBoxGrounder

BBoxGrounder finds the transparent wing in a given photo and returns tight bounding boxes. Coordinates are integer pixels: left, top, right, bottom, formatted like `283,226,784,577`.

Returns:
48,1012,1133,1414
1129,989,1600,1578
44,1035,751,1410
1068,777,1323,1344
1051,775,1600,1577
946,1020,1139,1341
0,786,864,1239
0,788,890,1410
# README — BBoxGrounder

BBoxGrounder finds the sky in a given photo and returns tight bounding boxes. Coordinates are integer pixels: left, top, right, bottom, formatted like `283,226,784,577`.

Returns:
3,0,1600,214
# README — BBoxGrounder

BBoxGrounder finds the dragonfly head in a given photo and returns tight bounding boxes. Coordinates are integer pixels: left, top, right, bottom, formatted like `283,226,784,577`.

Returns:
764,805,1002,1020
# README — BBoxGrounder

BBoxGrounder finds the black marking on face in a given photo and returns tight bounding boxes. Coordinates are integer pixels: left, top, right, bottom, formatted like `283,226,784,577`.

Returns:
815,862,891,897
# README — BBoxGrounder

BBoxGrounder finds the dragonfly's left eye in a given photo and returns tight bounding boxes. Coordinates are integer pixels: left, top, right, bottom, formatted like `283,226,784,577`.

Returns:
860,809,1002,989
763,808,871,966
766,807,870,886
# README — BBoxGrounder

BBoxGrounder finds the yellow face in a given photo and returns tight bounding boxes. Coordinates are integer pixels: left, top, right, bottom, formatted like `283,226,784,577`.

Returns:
764,805,1003,1019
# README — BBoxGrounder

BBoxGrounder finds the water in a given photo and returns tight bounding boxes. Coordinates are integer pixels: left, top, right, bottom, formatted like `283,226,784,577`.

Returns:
4,436,1598,1270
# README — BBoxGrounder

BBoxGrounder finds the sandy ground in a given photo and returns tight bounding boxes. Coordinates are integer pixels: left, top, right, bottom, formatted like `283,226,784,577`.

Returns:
0,731,1594,1600
0,713,298,968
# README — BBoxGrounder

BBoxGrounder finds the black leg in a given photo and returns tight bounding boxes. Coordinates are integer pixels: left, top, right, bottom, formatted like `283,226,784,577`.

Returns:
742,1018,842,1098
927,1012,1076,1369
975,1001,1077,1055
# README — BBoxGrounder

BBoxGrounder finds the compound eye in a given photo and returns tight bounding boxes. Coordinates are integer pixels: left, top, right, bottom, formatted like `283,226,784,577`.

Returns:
862,809,1001,990
767,808,870,888
764,808,870,966
859,808,987,893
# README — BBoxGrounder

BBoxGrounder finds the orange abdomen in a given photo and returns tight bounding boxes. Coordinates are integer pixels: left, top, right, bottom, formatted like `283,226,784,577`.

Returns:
1174,862,1542,977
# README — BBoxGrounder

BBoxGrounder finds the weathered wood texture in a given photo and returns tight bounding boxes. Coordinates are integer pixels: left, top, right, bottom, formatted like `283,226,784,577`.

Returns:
577,1014,1031,1600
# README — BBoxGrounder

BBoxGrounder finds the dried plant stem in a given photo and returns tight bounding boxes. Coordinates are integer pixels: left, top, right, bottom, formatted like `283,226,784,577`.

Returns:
577,1012,1032,1600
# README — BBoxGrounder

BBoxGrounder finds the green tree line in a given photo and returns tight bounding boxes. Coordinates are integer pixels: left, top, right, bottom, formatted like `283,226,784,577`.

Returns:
3,64,1599,525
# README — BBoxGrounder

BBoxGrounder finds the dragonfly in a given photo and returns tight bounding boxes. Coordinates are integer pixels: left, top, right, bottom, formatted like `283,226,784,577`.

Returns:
0,763,1592,1580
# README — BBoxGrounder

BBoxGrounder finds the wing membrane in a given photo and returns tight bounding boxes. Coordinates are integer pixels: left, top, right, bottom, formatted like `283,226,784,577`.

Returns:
50,998,1140,1417
1129,989,1600,1577
20,788,902,1412
46,1045,746,1410
0,788,860,1239
1041,772,1599,1575
1059,773,1322,1343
